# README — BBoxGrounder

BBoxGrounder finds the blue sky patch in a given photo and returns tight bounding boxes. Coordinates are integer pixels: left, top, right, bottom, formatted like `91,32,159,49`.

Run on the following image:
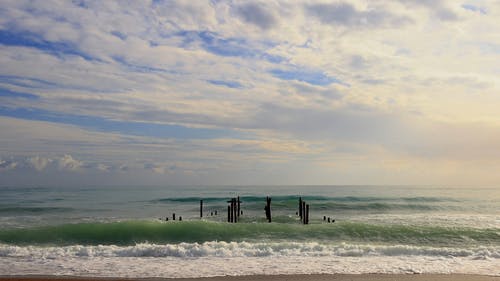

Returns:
112,55,176,74
110,31,127,40
461,4,486,14
0,29,95,61
0,106,236,139
0,75,58,90
207,80,243,89
176,30,285,63
270,69,342,86
0,88,39,99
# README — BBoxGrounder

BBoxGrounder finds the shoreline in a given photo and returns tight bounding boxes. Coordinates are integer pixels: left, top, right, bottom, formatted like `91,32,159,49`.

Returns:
1,274,499,281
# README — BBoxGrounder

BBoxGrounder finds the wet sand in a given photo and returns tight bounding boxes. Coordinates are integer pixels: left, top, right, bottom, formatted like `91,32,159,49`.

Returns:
1,274,499,281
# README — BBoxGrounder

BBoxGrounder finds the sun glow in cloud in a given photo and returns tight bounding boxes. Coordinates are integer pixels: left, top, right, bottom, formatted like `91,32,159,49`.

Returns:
1,0,500,186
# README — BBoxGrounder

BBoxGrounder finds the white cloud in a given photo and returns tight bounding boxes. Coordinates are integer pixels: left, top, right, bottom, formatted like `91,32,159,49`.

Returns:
27,156,52,171
0,159,18,171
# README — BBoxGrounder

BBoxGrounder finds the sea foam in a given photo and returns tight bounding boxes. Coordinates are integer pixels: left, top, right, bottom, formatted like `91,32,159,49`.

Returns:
0,242,498,278
1,241,499,259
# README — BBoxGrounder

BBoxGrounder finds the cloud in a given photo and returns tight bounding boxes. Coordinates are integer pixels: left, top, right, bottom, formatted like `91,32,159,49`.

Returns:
236,3,277,30
56,154,82,171
0,154,86,172
1,0,500,185
0,159,18,171
306,2,411,27
399,0,460,21
27,156,52,171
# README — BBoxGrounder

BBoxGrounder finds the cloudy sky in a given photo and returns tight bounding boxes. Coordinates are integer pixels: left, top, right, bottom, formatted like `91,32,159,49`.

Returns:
1,0,499,186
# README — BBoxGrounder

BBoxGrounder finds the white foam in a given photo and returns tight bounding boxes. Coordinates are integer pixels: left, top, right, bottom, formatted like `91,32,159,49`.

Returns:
0,242,499,277
1,242,499,258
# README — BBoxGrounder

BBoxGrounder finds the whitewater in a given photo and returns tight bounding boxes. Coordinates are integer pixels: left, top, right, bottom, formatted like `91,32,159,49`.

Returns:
0,185,499,277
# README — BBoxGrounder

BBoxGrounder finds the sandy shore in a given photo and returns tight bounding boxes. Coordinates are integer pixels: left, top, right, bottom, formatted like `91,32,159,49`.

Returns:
0,274,499,281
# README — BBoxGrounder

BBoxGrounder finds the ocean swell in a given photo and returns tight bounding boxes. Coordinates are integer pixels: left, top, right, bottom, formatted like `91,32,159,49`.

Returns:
0,220,498,247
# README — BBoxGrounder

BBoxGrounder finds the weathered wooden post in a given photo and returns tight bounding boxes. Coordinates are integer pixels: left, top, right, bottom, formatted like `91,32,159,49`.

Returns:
302,201,306,224
305,204,310,225
230,199,234,223
237,196,241,219
268,197,272,222
173,213,176,221
233,198,238,223
323,216,326,221
327,217,331,223
299,197,303,219
200,200,203,218
227,205,231,222
179,216,182,221
264,197,269,221
265,196,272,223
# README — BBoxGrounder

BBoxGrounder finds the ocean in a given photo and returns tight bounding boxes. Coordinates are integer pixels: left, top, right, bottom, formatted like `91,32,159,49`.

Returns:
0,185,499,277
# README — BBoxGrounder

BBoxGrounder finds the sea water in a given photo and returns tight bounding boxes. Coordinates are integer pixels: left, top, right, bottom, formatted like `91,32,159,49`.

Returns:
0,185,499,277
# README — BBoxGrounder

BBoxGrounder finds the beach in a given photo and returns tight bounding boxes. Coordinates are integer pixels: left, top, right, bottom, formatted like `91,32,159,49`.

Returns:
1,274,500,281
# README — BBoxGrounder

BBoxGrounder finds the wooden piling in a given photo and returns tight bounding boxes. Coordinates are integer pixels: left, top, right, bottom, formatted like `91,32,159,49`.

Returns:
299,197,303,218
233,198,238,223
230,199,234,223
200,200,203,218
237,196,241,219
301,201,306,224
327,217,330,223
323,216,326,221
227,205,231,222
173,213,176,221
179,216,182,221
305,204,309,225
265,196,272,223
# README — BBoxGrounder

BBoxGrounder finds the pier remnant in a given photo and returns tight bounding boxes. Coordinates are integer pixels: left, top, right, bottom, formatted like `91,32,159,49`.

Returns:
233,198,238,223
299,198,309,224
302,201,306,224
265,196,272,223
305,204,309,225
200,200,203,218
299,197,303,219
227,197,241,223
237,196,241,219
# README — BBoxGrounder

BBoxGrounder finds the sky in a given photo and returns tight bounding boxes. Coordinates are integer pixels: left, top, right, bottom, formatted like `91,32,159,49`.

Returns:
1,0,500,187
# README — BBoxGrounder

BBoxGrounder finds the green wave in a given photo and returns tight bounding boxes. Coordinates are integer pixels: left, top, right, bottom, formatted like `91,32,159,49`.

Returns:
0,220,497,247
